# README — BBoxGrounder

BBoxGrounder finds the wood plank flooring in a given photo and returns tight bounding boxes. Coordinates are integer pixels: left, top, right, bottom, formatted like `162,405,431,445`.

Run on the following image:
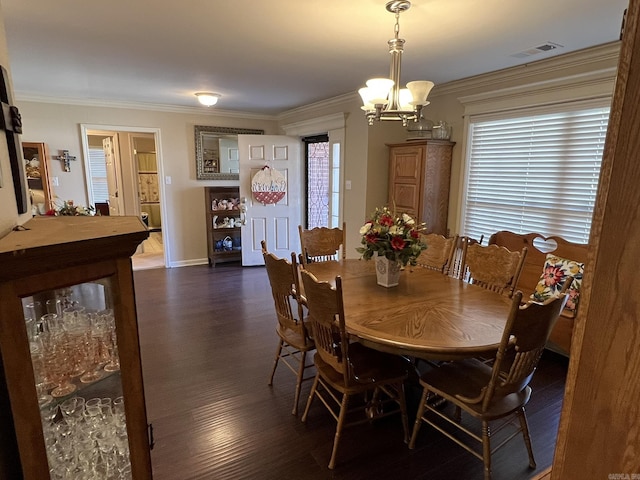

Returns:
133,264,569,480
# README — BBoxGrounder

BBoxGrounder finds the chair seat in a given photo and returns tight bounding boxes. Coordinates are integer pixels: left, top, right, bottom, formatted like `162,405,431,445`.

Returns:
314,342,408,393
276,325,315,351
420,358,532,420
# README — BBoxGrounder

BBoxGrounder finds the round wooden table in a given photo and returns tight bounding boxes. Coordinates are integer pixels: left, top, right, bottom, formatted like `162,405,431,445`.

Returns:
304,259,513,361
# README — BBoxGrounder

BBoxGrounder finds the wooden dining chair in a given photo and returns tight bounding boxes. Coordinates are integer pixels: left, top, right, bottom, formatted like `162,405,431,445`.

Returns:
299,269,410,469
298,222,346,265
448,235,484,279
415,233,459,274
409,279,572,480
460,242,527,297
262,241,315,415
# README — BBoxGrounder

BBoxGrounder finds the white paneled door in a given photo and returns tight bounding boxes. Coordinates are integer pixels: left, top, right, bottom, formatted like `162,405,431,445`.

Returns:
239,135,302,266
103,136,123,216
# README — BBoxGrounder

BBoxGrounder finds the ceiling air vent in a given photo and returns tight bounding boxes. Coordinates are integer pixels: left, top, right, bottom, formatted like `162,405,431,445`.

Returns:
511,42,564,58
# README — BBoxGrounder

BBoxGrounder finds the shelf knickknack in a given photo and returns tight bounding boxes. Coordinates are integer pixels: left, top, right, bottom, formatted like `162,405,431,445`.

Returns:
195,126,263,180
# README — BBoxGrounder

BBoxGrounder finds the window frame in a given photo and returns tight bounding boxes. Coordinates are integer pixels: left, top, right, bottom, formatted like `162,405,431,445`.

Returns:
459,98,612,244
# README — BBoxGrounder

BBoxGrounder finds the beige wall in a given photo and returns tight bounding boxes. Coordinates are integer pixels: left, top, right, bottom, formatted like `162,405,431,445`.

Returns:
16,101,279,265
0,11,30,236
12,42,619,265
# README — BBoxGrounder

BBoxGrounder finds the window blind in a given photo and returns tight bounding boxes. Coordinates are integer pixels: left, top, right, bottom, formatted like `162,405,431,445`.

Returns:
462,105,610,244
88,147,109,203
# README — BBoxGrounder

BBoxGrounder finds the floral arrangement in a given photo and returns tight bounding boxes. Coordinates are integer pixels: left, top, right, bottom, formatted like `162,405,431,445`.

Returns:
356,206,427,267
45,200,96,216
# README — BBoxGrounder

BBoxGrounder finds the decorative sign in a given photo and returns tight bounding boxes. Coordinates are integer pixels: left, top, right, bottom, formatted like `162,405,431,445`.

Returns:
251,165,286,205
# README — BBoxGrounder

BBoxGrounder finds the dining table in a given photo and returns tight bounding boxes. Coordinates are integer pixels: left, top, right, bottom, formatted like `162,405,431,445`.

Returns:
303,259,514,361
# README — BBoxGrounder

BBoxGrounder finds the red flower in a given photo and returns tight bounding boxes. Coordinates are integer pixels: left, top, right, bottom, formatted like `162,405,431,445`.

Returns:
45,209,56,216
410,230,419,239
542,266,564,287
365,233,379,244
379,214,394,227
390,236,406,250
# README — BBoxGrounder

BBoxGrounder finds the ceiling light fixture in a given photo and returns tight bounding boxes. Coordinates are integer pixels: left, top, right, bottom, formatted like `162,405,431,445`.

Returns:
358,1,434,126
195,92,221,107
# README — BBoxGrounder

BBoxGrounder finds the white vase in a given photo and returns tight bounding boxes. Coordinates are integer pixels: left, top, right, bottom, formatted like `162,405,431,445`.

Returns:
375,253,402,287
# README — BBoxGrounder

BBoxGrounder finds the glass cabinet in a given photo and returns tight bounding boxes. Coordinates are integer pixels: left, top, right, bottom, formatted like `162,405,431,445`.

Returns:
0,216,152,479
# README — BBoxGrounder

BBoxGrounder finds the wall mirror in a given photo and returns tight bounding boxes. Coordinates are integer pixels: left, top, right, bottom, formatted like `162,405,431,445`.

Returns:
195,126,264,180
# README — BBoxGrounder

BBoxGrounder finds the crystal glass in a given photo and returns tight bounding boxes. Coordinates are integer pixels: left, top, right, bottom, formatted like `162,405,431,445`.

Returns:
46,332,77,398
19,278,136,477
29,337,53,407
102,310,121,372
79,314,106,383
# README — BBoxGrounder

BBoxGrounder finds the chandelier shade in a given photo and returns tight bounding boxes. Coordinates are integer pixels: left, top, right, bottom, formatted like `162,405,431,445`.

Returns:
358,1,434,126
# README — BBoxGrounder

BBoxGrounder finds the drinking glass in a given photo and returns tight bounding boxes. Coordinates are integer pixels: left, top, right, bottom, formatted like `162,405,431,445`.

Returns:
29,337,53,407
25,301,43,323
60,396,84,427
102,310,121,372
42,317,76,398
79,314,105,383
62,305,87,377
113,396,126,422
46,298,63,316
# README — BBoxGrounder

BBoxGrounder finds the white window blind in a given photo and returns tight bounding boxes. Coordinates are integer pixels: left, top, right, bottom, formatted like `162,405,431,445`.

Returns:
462,104,610,244
88,147,109,203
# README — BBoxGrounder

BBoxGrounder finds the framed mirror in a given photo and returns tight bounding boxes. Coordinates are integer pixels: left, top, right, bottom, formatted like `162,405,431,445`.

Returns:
195,126,264,180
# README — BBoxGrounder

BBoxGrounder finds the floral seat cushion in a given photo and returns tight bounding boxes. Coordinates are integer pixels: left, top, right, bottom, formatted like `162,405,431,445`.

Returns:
531,254,584,315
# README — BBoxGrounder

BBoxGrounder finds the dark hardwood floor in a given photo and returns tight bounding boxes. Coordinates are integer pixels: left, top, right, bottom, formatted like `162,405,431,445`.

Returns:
133,263,569,480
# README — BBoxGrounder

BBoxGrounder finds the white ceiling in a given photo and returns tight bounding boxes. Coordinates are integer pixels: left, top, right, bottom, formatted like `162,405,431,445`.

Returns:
1,0,628,116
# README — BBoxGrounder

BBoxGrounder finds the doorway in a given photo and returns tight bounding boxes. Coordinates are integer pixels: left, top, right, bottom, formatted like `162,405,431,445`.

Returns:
81,125,167,270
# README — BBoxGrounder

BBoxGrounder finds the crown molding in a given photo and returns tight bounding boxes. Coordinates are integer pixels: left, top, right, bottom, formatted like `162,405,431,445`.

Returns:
458,67,616,116
277,92,355,121
14,93,277,120
431,42,621,98
281,113,347,136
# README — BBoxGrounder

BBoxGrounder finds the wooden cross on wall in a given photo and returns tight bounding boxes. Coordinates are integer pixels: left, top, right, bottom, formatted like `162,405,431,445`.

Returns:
0,65,27,213
57,150,76,172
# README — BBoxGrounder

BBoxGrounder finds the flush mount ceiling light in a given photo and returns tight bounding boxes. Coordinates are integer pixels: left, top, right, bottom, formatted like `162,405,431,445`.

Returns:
195,92,221,107
358,1,434,126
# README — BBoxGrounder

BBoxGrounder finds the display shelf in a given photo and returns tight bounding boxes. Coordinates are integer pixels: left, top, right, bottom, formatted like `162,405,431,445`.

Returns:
205,186,243,266
0,216,152,480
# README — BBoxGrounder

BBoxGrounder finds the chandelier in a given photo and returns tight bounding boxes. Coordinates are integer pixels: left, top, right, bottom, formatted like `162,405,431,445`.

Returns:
358,1,434,126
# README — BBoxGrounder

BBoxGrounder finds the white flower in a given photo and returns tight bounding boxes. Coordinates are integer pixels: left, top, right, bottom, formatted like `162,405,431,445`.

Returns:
359,222,372,235
402,213,415,225
389,225,402,235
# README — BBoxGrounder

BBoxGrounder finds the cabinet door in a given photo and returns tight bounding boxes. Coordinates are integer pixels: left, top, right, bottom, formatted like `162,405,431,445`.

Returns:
388,145,425,219
0,259,152,479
